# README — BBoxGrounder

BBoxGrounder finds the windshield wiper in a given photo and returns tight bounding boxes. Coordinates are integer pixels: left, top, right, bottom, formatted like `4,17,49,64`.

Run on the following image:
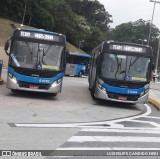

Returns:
43,45,52,56
24,41,33,55
128,56,139,73
115,56,122,79
42,45,52,65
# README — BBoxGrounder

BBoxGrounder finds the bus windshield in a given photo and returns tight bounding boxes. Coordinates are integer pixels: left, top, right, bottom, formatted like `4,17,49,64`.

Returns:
10,40,64,71
100,53,151,82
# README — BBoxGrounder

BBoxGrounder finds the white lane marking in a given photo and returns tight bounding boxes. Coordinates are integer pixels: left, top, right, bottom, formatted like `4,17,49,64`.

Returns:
68,136,160,142
58,147,160,150
129,120,160,128
106,104,151,125
15,124,76,128
81,128,160,134
142,116,160,119
14,103,154,128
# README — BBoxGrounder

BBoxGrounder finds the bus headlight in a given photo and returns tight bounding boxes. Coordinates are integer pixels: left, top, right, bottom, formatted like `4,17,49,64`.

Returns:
98,83,106,93
140,84,150,97
8,73,17,84
140,91,145,97
144,84,150,94
51,78,62,87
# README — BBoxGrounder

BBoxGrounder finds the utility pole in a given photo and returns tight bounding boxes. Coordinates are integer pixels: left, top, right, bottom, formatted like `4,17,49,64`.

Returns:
21,0,28,26
149,0,160,71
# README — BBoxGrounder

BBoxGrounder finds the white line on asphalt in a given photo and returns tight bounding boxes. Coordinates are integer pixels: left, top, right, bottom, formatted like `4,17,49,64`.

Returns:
105,104,151,125
81,128,160,133
14,103,153,128
15,123,76,128
143,116,160,119
68,136,160,142
129,120,160,128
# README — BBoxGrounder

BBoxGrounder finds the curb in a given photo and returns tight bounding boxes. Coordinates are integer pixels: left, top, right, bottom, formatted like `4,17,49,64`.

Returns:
0,77,4,85
148,97,160,111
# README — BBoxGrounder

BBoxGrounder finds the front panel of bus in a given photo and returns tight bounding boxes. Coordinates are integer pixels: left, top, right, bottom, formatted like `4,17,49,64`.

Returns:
94,43,152,103
7,29,66,94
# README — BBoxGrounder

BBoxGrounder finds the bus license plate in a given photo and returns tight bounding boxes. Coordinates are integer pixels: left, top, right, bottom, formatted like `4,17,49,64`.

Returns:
30,85,39,89
118,96,127,101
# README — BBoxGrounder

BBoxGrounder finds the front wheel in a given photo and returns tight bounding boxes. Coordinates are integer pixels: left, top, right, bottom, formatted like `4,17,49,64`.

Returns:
11,89,17,93
78,71,83,77
90,89,97,100
49,93,57,97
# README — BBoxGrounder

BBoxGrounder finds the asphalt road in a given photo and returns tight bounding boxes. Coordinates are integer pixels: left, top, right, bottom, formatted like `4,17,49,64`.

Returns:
0,69,160,159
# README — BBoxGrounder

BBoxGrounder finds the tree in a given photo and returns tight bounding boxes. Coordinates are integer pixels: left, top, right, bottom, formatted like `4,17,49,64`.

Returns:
110,19,160,68
66,0,112,31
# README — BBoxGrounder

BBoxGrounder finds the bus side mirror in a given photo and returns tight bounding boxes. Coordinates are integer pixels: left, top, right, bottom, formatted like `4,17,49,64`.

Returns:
4,41,10,55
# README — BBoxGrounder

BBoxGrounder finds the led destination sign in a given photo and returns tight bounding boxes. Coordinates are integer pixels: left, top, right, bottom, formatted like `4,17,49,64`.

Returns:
20,31,60,42
109,44,147,53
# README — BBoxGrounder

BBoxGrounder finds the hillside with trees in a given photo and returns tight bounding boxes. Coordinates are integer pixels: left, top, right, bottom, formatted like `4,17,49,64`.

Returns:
0,0,160,67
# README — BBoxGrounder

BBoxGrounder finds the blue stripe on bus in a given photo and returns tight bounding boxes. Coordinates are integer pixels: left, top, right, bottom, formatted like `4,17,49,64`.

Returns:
8,67,64,84
102,83,145,95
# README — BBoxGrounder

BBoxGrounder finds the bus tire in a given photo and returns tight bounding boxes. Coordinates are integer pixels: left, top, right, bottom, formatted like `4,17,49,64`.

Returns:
52,93,57,97
78,71,83,77
11,89,17,93
90,89,97,100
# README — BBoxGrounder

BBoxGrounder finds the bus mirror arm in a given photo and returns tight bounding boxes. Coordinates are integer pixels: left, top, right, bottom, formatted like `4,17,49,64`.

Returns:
4,41,10,56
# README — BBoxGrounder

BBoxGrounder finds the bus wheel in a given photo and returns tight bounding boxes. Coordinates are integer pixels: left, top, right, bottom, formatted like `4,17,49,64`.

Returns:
11,89,17,93
90,89,97,100
52,93,57,97
78,71,83,77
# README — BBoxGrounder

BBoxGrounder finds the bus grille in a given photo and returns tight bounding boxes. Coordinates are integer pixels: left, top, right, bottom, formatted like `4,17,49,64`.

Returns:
107,92,139,101
101,78,147,89
18,81,50,90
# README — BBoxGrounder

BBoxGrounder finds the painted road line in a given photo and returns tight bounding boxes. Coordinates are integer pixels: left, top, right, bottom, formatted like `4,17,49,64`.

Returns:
14,123,113,128
128,119,160,128
81,128,160,134
14,104,151,128
143,116,160,119
68,136,160,142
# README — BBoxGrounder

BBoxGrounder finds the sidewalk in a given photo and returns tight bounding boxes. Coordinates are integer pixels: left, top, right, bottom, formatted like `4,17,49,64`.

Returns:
149,81,160,110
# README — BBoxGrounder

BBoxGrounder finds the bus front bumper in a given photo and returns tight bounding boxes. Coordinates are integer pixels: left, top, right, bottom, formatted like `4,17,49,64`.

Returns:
7,77,62,94
95,85,149,104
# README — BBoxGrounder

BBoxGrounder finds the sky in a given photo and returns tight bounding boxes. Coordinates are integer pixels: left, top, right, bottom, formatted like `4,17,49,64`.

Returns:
98,0,160,28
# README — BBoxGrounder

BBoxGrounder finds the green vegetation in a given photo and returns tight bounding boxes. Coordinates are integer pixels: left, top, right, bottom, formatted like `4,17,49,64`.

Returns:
0,0,160,67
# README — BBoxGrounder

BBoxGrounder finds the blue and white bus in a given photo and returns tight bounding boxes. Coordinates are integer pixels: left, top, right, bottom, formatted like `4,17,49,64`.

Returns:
65,52,91,77
88,41,153,104
4,28,66,96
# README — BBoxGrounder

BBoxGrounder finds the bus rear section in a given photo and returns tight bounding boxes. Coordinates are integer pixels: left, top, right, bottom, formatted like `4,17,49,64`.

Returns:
5,28,66,95
65,52,91,77
89,41,152,104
